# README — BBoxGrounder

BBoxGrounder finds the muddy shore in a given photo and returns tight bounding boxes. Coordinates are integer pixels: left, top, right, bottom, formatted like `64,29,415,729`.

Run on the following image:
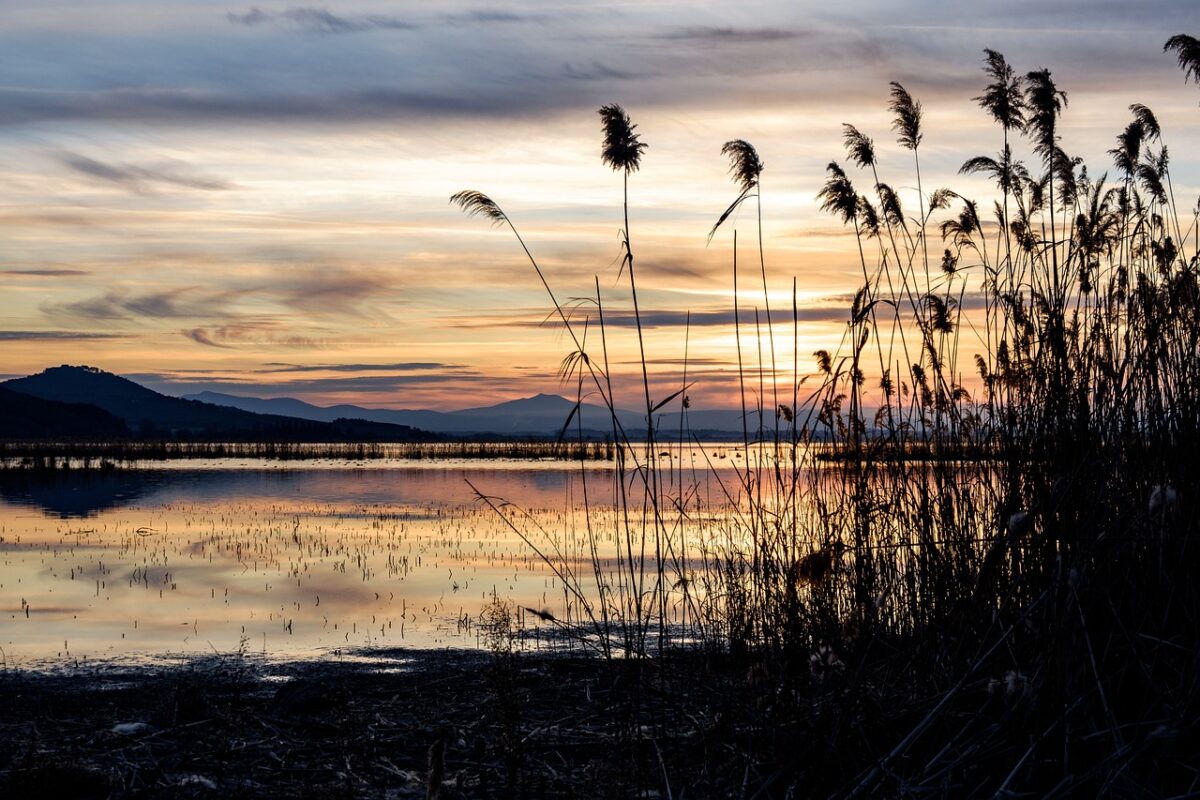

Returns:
0,647,771,799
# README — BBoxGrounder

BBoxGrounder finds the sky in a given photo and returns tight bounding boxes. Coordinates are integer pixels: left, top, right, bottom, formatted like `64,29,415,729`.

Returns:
2,0,1199,411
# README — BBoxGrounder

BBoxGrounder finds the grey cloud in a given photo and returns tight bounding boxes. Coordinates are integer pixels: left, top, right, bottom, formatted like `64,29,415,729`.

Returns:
447,11,533,25
60,153,234,193
623,357,732,367
444,306,846,330
183,328,234,348
563,62,641,81
142,373,485,396
47,294,129,321
0,86,558,127
3,268,90,276
227,7,416,34
0,0,1192,140
199,323,321,349
656,27,809,44
642,259,718,282
0,330,122,341
0,25,1144,132
43,268,390,324
443,289,1002,331
227,8,270,25
274,374,488,393
43,289,235,322
273,269,393,315
432,9,546,29
258,362,462,373
591,307,851,328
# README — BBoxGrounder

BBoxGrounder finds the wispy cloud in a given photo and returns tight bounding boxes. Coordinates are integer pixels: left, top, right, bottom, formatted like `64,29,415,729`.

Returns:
272,268,394,315
60,153,234,193
182,328,234,348
576,307,852,328
43,289,235,322
0,330,123,341
443,10,535,26
443,298,858,330
656,26,808,44
143,372,486,396
563,62,641,81
182,322,322,349
257,362,462,373
3,268,91,277
227,7,416,35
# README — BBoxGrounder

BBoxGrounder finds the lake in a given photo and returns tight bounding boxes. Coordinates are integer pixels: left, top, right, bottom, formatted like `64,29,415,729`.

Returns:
0,445,749,668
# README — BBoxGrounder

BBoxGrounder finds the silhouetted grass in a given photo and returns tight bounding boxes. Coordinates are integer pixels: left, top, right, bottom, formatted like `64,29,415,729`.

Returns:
453,39,1200,797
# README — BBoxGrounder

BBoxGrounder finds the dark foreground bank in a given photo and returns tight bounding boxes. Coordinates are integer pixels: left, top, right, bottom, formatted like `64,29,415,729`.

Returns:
0,648,758,800
2,643,1196,799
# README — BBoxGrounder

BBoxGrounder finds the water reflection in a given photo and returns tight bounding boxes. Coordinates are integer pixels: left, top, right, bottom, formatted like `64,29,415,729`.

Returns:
0,455,737,668
0,465,601,518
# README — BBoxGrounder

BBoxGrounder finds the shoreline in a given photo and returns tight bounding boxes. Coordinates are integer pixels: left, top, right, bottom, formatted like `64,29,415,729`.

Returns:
0,646,743,799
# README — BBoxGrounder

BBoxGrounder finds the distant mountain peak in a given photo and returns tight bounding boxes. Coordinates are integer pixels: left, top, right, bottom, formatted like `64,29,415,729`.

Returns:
3,366,437,443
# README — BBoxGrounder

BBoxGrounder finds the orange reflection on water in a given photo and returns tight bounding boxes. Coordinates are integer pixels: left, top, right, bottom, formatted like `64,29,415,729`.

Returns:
0,454,741,667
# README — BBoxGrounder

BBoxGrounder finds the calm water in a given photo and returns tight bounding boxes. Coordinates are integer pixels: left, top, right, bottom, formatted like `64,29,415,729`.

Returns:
0,446,744,668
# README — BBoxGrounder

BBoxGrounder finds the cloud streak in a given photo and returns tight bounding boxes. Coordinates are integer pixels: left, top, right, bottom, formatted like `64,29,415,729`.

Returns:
227,7,416,35
272,268,395,315
655,26,808,44
183,323,322,349
60,153,234,193
182,328,234,348
257,362,463,373
0,330,123,341
43,289,236,322
3,269,91,277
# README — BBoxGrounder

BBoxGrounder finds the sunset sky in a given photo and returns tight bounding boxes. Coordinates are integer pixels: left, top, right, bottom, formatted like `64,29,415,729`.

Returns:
3,1,1199,410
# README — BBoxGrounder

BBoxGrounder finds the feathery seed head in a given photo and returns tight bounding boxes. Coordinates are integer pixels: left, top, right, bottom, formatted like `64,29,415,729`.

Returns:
598,103,648,173
817,162,858,224
888,82,923,150
1129,103,1161,141
974,49,1027,131
1024,69,1067,156
1165,34,1200,86
720,139,763,192
450,190,508,226
841,124,876,168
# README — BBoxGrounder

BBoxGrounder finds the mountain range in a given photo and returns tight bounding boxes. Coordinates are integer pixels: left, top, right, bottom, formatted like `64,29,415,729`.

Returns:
182,391,748,437
2,366,435,442
1,365,749,442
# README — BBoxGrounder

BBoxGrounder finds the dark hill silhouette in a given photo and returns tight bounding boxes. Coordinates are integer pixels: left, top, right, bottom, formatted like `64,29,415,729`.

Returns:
3,366,439,442
0,386,130,440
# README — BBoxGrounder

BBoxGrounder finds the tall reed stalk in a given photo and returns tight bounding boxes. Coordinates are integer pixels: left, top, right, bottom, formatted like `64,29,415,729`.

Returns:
453,40,1200,793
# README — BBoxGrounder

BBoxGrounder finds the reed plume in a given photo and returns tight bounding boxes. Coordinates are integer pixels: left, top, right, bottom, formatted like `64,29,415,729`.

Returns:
842,124,876,169
974,49,1026,132
817,162,858,223
1165,34,1200,85
888,82,923,150
598,103,647,173
1023,69,1067,160
709,139,762,240
450,190,508,226
721,139,763,192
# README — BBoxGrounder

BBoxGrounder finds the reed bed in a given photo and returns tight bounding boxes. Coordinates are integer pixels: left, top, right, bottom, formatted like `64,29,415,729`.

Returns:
452,40,1200,797
0,439,616,469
